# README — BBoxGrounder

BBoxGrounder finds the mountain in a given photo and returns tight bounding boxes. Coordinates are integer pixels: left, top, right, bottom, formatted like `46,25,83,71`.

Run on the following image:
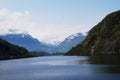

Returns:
0,33,86,53
0,38,29,60
66,10,120,55
0,34,52,52
56,33,86,52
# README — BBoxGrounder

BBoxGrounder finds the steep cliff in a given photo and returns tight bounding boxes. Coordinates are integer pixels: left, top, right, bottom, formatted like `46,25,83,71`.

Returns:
66,10,120,55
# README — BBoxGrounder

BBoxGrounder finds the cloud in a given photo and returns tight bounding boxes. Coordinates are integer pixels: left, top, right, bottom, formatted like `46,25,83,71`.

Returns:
0,8,91,43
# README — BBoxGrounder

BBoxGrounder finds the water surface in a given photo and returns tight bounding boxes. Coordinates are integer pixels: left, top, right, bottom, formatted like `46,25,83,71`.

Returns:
0,56,120,80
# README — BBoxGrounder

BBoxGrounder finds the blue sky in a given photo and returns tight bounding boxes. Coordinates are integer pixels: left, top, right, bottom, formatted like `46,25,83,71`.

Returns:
0,0,120,43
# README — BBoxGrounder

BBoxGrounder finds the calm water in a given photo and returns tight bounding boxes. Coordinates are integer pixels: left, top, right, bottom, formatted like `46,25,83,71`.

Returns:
0,56,120,80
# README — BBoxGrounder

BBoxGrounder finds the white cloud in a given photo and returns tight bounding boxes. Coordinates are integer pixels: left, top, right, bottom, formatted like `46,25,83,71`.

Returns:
0,8,91,43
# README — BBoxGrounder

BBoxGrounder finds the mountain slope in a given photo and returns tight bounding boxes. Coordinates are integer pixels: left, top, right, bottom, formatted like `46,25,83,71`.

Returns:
66,10,120,55
0,38,28,60
56,33,86,52
0,34,51,52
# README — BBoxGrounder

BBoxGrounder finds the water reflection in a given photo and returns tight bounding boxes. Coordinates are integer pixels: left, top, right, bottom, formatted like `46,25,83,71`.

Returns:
0,56,120,80
89,55,120,73
89,55,120,65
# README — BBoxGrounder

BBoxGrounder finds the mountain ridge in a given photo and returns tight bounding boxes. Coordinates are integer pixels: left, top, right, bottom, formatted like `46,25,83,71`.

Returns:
0,33,48,52
66,10,120,55
56,33,86,52
0,32,86,53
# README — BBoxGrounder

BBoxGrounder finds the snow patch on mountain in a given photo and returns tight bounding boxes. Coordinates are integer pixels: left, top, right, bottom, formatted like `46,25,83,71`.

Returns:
65,33,84,42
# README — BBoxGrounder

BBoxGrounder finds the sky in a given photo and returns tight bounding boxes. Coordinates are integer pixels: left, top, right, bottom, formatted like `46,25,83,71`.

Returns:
0,0,120,44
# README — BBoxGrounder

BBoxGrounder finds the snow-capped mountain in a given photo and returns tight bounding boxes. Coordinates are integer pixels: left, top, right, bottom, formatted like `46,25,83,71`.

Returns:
64,33,85,42
56,33,86,52
0,32,86,53
0,33,53,52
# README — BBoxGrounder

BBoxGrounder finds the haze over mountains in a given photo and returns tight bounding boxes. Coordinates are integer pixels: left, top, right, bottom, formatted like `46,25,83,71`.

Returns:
0,10,120,60
1,10,120,56
0,32,86,53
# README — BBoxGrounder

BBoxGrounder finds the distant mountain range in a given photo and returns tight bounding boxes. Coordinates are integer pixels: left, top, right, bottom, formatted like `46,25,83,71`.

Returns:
0,34,52,52
0,33,86,53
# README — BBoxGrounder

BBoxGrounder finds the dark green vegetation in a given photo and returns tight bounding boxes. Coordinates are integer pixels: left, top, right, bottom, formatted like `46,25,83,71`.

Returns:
0,37,62,60
0,38,34,60
0,37,64,60
66,10,120,55
29,51,65,56
52,52,65,55
29,51,50,56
